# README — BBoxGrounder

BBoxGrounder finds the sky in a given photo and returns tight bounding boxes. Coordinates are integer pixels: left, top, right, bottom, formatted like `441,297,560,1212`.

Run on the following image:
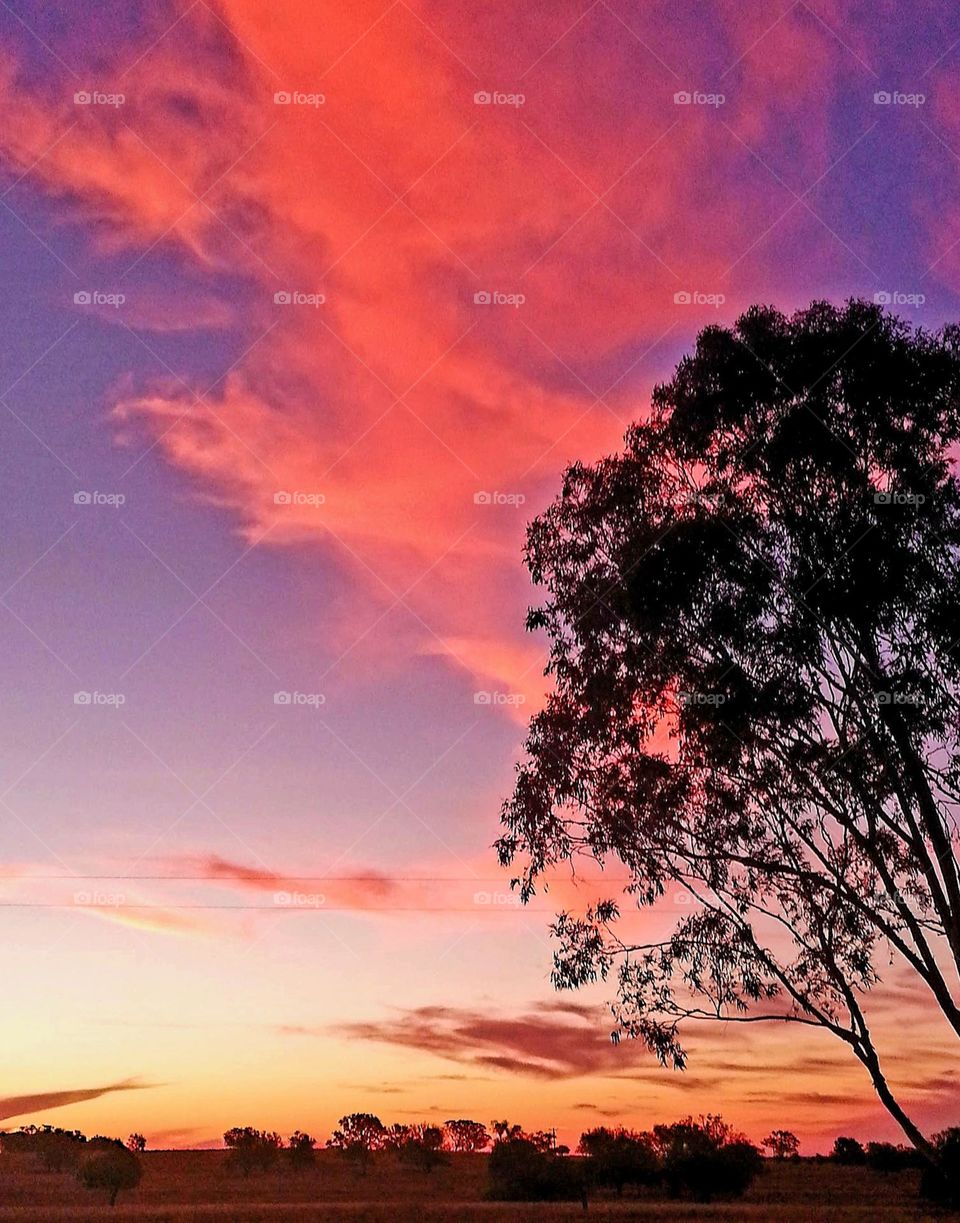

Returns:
1,0,960,1153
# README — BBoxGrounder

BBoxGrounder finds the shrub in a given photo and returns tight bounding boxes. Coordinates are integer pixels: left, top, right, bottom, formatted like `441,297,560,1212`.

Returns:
487,1137,585,1202
578,1127,660,1195
77,1146,142,1206
832,1136,866,1165
655,1118,761,1201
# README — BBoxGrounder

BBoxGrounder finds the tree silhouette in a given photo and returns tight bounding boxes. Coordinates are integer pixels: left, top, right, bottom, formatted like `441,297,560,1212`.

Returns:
762,1130,799,1159
125,1133,146,1153
499,300,960,1169
223,1127,282,1175
76,1145,141,1207
287,1130,316,1169
444,1119,490,1152
327,1113,386,1174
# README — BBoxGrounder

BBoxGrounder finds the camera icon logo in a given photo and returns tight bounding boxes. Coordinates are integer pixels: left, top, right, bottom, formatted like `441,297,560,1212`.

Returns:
273,491,292,504
674,91,692,104
274,290,292,304
873,91,892,104
873,291,892,304
73,491,92,505
474,91,492,104
673,290,692,304
73,691,92,705
273,691,292,705
74,91,92,104
74,291,92,305
274,91,292,104
473,291,491,304
473,691,492,704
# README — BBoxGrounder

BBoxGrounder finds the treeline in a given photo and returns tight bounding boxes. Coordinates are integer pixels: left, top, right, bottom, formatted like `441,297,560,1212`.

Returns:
1,1126,144,1206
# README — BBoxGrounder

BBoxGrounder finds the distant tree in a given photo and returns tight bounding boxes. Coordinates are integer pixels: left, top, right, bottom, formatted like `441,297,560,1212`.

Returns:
77,1146,142,1207
491,1120,525,1144
326,1113,385,1174
578,1127,660,1195
444,1119,490,1152
832,1136,866,1165
396,1124,446,1173
32,1126,87,1171
654,1117,761,1201
866,1141,904,1173
125,1133,146,1153
762,1130,800,1159
383,1123,412,1152
487,1136,585,1202
287,1130,316,1170
223,1127,282,1175
498,300,960,1174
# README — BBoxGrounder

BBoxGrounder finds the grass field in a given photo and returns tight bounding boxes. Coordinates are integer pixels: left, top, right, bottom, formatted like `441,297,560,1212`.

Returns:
0,1151,935,1223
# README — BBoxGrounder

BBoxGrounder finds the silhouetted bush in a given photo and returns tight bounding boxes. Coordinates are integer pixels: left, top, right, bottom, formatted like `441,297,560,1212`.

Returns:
287,1130,316,1170
486,1137,585,1202
77,1145,141,1206
223,1127,282,1175
832,1136,866,1165
578,1127,659,1195
655,1118,762,1201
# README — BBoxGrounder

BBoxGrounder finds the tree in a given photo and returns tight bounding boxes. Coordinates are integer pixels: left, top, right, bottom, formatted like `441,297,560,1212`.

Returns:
126,1132,146,1153
654,1117,761,1201
498,300,960,1170
491,1120,525,1144
77,1146,142,1207
223,1127,282,1175
395,1124,446,1173
287,1130,316,1169
326,1113,385,1174
578,1127,659,1195
832,1136,866,1165
444,1119,490,1152
486,1135,585,1202
763,1130,800,1159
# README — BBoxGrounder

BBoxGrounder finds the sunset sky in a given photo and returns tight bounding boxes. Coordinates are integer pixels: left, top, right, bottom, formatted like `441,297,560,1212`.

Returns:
2,0,960,1153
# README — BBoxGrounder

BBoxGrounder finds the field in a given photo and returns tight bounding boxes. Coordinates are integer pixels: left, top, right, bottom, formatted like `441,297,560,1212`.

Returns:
0,1152,935,1223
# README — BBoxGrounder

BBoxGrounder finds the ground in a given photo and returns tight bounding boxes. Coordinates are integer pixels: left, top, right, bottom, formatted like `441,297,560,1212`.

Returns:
0,1151,933,1222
